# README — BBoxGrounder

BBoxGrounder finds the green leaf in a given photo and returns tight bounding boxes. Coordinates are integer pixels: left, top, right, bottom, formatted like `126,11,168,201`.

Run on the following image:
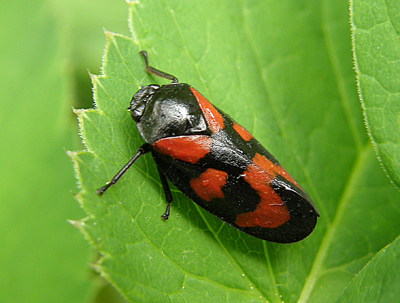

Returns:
351,0,400,186
0,1,91,302
336,236,400,302
72,0,400,302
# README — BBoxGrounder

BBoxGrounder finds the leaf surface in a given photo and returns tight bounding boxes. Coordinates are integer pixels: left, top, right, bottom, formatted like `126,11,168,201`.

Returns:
336,236,400,302
351,0,400,186
72,0,400,302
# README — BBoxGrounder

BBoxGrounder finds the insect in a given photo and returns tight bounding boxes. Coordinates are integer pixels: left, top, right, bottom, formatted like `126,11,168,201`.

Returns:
97,51,319,243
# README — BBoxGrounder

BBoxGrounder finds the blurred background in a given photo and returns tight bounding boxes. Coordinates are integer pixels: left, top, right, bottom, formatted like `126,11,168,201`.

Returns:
0,1,131,302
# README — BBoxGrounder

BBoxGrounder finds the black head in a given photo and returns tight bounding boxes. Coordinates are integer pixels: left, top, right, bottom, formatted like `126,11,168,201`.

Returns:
130,82,208,143
129,51,179,122
128,51,209,144
129,84,160,122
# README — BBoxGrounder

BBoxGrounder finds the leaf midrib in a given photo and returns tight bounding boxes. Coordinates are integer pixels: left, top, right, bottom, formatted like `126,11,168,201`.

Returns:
296,2,369,300
297,143,372,303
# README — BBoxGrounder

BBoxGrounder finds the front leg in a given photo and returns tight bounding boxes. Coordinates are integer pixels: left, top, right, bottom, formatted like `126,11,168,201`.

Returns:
97,143,151,195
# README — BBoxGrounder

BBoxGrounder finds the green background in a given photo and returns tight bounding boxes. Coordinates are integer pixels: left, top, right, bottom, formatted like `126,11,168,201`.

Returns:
1,0,400,302
0,0,128,302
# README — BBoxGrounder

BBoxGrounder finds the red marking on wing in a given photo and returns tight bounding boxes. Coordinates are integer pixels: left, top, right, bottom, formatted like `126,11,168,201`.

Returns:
152,135,212,164
232,122,253,141
190,168,228,202
190,87,224,134
253,152,299,187
235,153,290,228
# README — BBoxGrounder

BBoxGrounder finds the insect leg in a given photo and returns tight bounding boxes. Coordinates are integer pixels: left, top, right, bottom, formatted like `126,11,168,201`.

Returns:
97,143,151,195
140,51,178,83
155,165,173,220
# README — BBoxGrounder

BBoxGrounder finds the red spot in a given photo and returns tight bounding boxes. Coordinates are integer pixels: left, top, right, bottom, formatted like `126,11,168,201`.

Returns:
190,168,228,202
252,153,299,187
232,122,253,141
235,153,290,228
190,87,224,134
153,135,212,164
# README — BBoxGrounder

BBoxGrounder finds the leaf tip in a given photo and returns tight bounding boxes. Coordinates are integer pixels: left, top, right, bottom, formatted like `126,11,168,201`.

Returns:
68,218,87,231
126,0,139,5
104,29,113,39
66,150,77,159
103,29,122,41
73,108,84,116
89,261,105,275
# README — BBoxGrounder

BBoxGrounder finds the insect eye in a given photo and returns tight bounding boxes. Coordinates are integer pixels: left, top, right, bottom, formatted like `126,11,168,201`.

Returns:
129,85,160,122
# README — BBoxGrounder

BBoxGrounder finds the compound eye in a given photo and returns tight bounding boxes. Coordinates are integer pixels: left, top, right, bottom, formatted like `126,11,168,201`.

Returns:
129,85,160,122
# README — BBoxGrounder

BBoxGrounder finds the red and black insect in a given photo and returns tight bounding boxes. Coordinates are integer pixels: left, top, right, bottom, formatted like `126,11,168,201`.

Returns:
97,51,319,243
